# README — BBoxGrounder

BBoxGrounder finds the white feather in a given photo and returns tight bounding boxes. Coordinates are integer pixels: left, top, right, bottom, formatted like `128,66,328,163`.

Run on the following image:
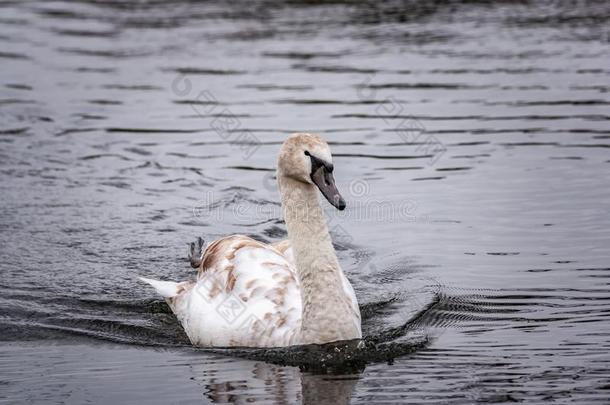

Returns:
138,277,181,298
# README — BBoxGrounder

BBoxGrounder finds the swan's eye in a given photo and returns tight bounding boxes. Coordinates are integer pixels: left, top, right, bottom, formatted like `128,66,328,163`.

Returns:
304,151,310,156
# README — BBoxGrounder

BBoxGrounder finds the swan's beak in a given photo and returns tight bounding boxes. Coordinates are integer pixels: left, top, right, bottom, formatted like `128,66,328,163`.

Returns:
311,166,346,211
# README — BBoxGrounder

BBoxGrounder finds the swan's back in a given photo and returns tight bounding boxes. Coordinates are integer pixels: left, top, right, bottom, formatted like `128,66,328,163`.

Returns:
169,235,303,347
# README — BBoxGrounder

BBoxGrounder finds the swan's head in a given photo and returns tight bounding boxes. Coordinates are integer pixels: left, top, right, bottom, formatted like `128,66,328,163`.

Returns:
278,133,346,211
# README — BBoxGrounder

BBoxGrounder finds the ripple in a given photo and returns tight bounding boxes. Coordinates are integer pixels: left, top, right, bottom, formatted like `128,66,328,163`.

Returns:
237,84,314,91
5,83,32,90
412,176,445,181
292,64,378,74
58,47,150,58
334,153,433,160
51,28,117,38
164,67,246,75
365,82,490,90
105,127,206,134
0,51,30,60
86,99,122,105
102,84,163,91
262,51,350,60
0,127,29,135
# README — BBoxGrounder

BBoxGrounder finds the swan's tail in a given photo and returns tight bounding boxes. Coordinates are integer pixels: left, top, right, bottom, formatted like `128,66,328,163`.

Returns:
139,277,181,298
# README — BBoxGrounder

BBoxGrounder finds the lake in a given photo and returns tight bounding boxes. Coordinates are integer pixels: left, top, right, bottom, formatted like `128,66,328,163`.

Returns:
1,0,609,403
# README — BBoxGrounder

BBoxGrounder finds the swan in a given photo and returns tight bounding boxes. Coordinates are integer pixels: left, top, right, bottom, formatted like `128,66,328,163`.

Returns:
140,133,361,347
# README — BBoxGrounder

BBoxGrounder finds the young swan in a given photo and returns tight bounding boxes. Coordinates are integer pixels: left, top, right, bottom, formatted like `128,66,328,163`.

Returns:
140,133,361,347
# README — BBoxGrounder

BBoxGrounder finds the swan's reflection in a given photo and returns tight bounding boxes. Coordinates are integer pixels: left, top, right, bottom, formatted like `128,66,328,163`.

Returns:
300,372,361,405
189,355,361,404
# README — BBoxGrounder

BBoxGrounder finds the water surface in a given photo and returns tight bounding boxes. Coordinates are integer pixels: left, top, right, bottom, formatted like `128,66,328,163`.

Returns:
1,0,609,403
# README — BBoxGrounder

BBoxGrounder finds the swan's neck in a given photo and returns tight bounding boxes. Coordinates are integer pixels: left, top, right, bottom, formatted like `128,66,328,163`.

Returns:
278,175,360,344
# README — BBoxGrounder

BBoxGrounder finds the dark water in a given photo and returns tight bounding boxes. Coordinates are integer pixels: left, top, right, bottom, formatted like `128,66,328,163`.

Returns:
1,0,610,403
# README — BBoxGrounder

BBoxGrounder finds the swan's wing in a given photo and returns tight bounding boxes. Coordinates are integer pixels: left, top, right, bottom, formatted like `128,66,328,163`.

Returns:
173,235,302,347
270,239,295,267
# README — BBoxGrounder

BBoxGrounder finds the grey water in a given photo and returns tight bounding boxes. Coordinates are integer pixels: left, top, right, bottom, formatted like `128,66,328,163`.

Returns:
1,0,609,403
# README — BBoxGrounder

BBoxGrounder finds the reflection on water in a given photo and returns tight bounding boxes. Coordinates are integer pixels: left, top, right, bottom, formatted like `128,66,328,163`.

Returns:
191,357,359,405
0,343,360,404
1,0,610,403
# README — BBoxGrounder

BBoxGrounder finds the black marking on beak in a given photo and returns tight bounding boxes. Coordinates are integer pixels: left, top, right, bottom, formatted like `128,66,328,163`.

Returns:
306,151,346,210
